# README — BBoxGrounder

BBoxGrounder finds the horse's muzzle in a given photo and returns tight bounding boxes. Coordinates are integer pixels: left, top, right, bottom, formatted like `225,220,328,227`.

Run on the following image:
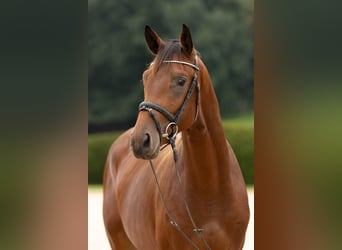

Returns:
130,132,160,160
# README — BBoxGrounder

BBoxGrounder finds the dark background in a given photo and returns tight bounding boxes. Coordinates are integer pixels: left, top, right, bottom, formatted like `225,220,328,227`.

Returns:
88,0,253,132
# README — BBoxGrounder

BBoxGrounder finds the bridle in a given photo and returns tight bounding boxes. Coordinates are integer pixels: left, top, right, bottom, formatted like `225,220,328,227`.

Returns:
137,56,212,250
138,55,200,145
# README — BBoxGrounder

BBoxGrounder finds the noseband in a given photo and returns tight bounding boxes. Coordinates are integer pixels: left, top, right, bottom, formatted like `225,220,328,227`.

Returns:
138,56,200,144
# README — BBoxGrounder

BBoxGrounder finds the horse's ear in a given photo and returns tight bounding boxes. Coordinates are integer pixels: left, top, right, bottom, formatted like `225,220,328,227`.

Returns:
180,24,193,57
145,25,163,55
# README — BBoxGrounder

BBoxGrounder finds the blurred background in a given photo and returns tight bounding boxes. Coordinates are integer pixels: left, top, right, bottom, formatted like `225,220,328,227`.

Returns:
2,0,341,249
88,0,254,185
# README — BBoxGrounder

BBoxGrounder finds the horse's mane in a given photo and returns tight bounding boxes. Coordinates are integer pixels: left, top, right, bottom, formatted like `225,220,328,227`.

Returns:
151,40,201,71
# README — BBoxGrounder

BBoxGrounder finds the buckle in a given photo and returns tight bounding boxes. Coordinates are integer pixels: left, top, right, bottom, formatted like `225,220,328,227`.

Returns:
162,122,178,140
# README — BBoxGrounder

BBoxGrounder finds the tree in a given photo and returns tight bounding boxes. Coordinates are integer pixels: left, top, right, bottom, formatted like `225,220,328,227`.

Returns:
89,0,254,131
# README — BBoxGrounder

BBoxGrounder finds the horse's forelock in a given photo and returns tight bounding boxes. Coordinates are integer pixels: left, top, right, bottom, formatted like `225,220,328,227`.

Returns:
149,40,201,72
153,40,181,71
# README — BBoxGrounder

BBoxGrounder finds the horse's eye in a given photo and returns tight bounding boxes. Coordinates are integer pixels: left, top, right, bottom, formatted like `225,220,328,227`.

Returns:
176,78,186,87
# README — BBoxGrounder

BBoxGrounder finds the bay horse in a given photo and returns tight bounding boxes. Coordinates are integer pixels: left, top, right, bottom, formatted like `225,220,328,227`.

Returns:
103,24,250,250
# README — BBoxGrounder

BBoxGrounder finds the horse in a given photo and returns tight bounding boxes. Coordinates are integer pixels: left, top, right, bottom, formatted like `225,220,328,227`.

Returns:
103,24,250,250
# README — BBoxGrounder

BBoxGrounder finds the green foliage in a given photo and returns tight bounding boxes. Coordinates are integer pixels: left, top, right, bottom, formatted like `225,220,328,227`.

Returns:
88,132,122,183
89,0,253,129
223,114,254,185
88,115,254,184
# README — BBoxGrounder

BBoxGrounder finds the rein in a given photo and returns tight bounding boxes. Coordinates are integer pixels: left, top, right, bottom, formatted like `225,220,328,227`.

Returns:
138,56,211,250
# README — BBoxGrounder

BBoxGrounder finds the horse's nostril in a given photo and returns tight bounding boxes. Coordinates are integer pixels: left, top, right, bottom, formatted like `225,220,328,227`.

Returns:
143,133,151,149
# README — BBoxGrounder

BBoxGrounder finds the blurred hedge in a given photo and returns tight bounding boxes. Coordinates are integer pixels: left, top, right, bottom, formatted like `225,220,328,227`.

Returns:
88,119,254,185
222,118,254,185
88,132,122,184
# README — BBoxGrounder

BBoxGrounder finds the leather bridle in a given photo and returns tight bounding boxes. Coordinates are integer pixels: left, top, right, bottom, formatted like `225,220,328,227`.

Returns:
137,55,211,249
138,55,200,144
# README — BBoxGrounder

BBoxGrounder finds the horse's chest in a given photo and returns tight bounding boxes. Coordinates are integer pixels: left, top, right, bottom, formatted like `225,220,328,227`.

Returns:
155,220,237,250
153,202,247,249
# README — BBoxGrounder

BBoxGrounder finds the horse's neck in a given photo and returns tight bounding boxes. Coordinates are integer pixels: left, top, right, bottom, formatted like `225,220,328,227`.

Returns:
182,66,231,199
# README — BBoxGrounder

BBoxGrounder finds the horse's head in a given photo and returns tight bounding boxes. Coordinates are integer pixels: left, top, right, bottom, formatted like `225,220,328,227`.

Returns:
131,24,200,159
